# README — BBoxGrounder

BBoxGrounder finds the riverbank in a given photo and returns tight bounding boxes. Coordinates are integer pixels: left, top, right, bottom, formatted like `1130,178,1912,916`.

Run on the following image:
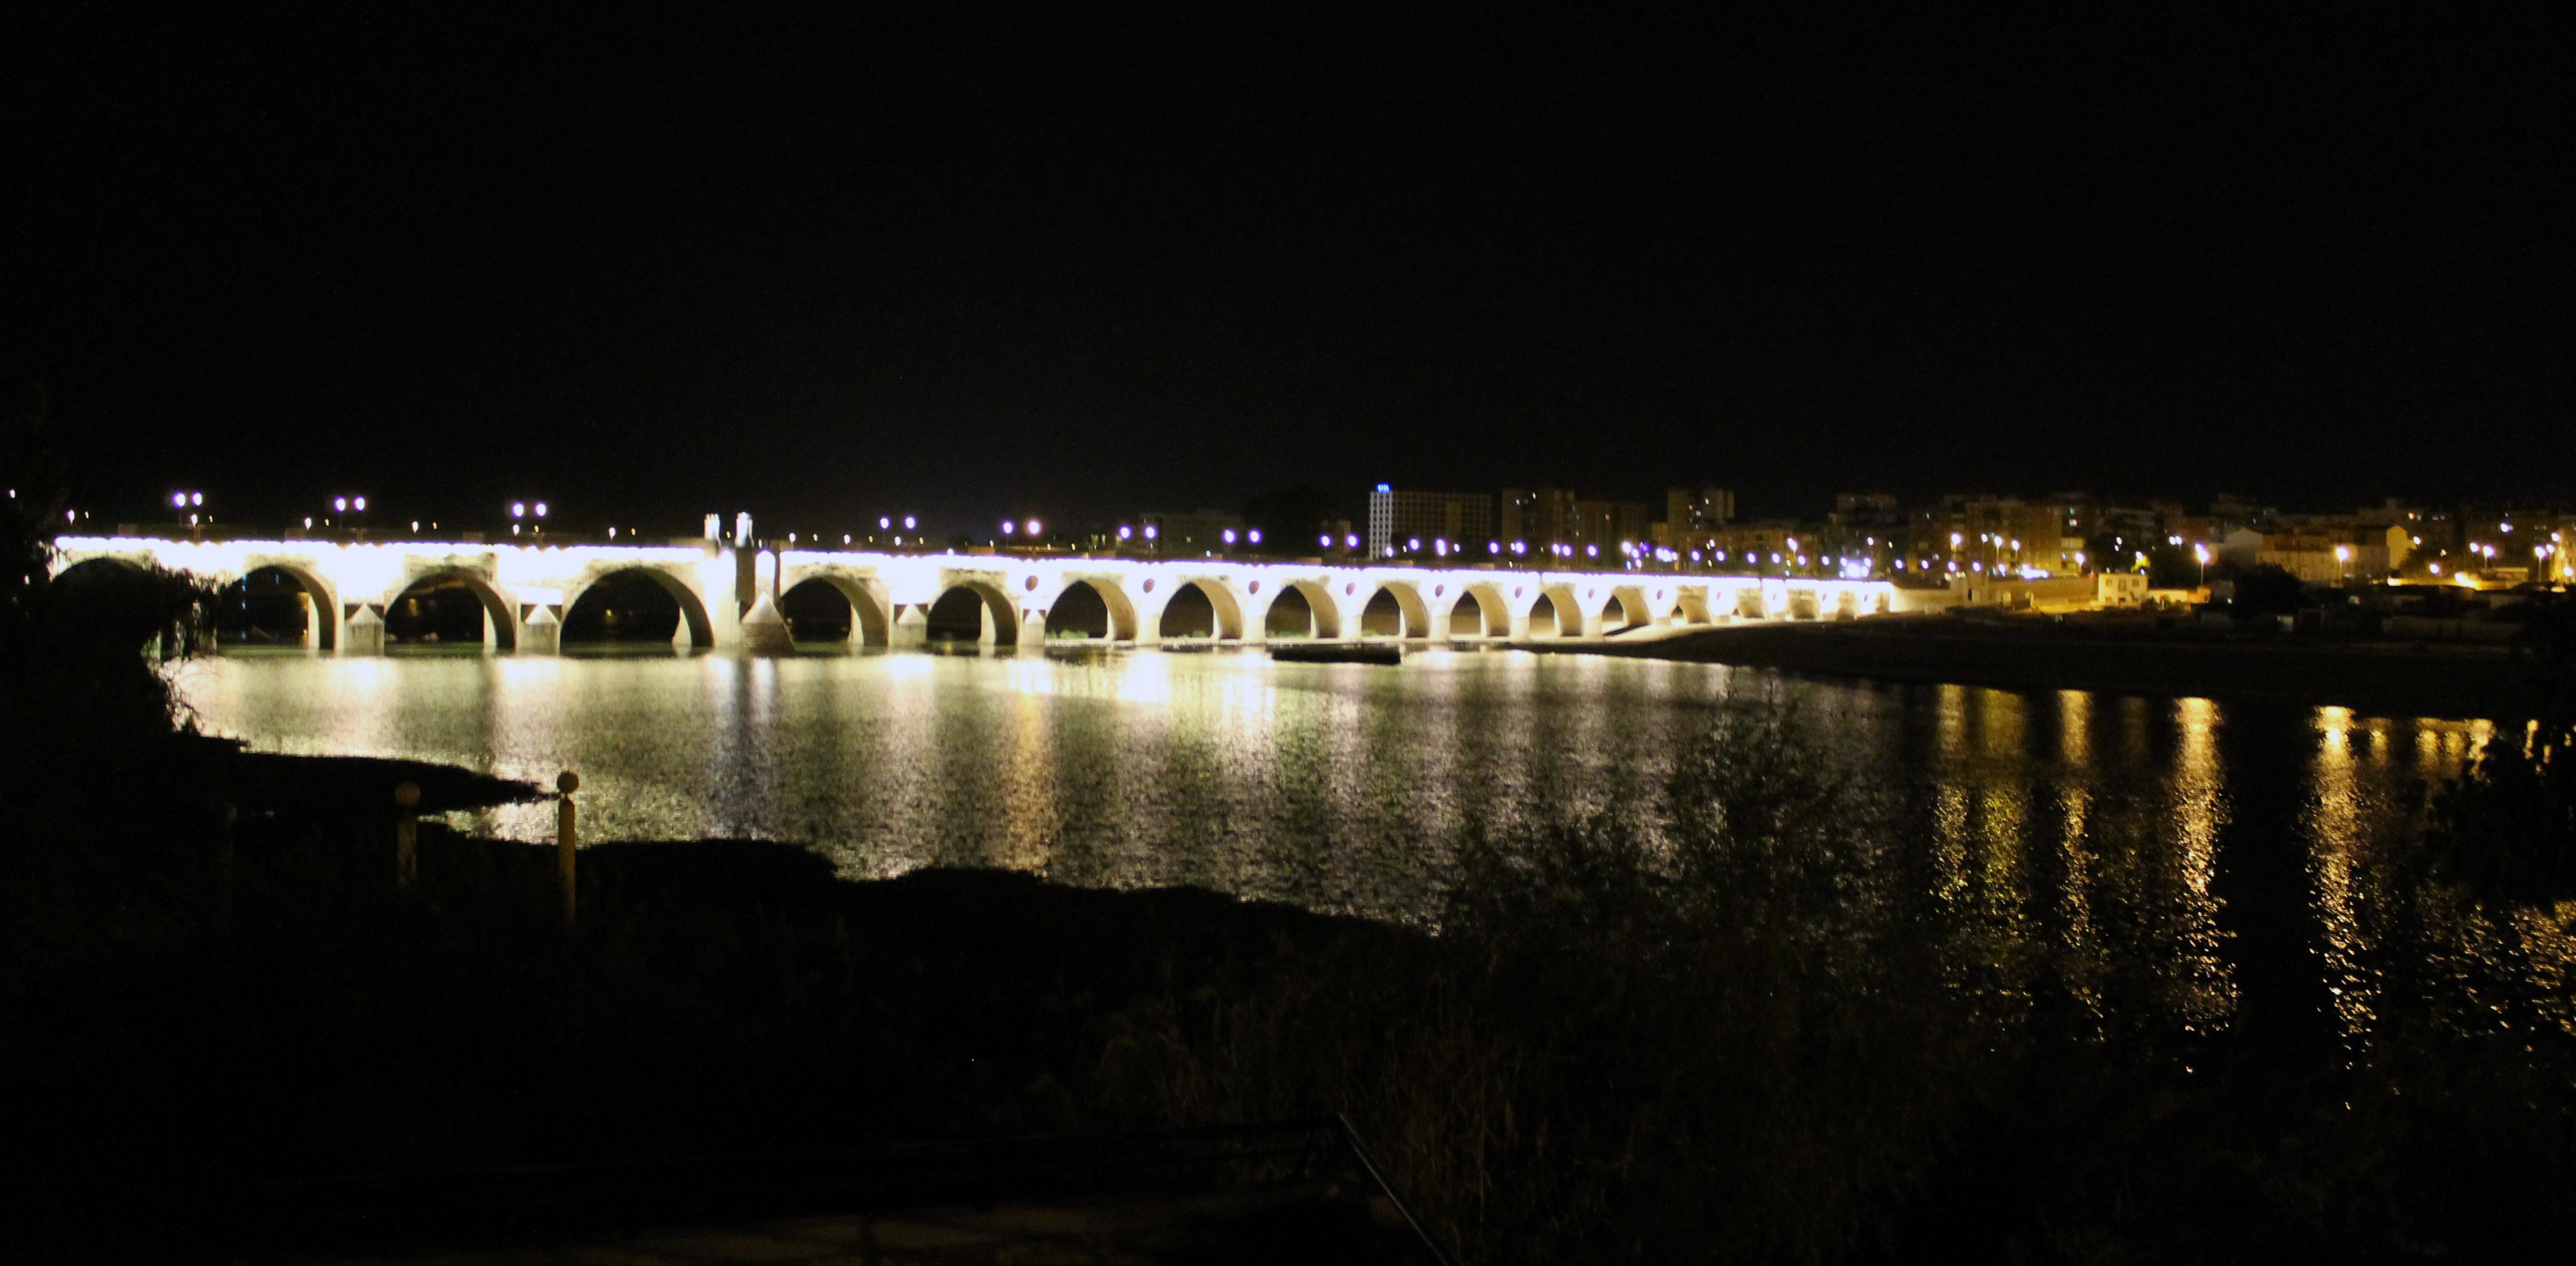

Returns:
1539,616,2528,718
8,738,2571,1262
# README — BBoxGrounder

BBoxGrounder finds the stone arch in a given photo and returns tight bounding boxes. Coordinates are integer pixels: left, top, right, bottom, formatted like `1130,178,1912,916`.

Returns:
1256,579,1343,640
563,565,716,647
1603,585,1655,633
388,567,517,650
779,573,891,646
1539,582,1585,638
221,561,338,649
1157,578,1246,641
1450,583,1511,638
1526,589,1565,638
1043,577,1140,642
51,553,145,582
924,578,1019,646
1357,579,1430,639
1738,586,1771,619
1675,587,1717,625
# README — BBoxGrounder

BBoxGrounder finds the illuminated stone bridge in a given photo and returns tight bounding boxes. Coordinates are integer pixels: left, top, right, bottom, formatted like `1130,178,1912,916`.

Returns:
53,534,1902,652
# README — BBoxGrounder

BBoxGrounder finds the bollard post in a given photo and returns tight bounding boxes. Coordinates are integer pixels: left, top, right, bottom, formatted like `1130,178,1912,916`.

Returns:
556,770,580,927
393,781,421,889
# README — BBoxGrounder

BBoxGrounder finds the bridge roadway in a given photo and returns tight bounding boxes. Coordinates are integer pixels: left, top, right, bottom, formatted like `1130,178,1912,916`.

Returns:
54,533,1905,652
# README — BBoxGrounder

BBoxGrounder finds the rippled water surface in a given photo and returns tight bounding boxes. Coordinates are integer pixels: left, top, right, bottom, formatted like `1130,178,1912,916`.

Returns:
179,646,2574,1048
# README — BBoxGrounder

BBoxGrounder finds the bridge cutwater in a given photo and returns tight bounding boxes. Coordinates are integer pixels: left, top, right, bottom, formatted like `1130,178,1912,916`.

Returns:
54,533,1910,652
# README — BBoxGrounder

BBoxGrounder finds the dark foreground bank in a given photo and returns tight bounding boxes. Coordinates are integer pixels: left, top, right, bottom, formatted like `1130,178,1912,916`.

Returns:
1547,617,2527,718
7,732,2574,1265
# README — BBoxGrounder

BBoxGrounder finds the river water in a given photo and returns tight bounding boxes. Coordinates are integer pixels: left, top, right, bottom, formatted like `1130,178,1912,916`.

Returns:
176,646,2573,1051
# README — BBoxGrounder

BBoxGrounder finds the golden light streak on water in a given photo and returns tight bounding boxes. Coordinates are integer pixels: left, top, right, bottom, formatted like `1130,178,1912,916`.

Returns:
2308,706,2379,1050
2055,691,2106,1030
2171,697,2237,1033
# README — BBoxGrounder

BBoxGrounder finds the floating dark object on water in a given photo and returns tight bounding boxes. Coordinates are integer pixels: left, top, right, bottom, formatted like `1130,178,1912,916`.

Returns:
1269,643,1402,666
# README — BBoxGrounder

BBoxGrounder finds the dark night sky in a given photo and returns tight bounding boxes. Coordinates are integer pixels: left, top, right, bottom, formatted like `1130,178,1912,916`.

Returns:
5,7,2569,535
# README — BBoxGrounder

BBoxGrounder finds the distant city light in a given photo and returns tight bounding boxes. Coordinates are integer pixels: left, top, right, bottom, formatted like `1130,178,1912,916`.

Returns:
534,502,547,518
1320,534,1333,547
1345,534,1358,549
1025,519,1042,535
1002,521,1015,535
1144,525,1159,540
1120,526,1134,540
1222,529,1237,544
903,515,917,530
879,517,892,529
333,497,348,512
171,492,188,508
1247,529,1261,544
511,502,526,518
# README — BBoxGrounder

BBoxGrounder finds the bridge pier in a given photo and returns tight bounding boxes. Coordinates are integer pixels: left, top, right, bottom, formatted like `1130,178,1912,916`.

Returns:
519,605,561,653
892,603,927,649
343,605,385,655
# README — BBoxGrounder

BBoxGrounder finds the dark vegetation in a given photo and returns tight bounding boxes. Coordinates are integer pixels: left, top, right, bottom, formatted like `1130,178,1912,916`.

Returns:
5,386,2573,1261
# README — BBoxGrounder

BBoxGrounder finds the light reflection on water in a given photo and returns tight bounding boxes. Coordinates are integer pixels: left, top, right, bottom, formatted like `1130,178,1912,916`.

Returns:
177,646,2566,1046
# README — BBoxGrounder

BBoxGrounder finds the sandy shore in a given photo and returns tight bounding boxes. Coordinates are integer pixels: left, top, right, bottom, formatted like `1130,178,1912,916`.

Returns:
1535,618,2530,720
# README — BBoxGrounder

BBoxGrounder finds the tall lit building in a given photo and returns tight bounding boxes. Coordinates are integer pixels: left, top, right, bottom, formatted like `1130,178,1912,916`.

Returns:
1664,487,1735,538
1365,485,1492,558
1500,487,1580,550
